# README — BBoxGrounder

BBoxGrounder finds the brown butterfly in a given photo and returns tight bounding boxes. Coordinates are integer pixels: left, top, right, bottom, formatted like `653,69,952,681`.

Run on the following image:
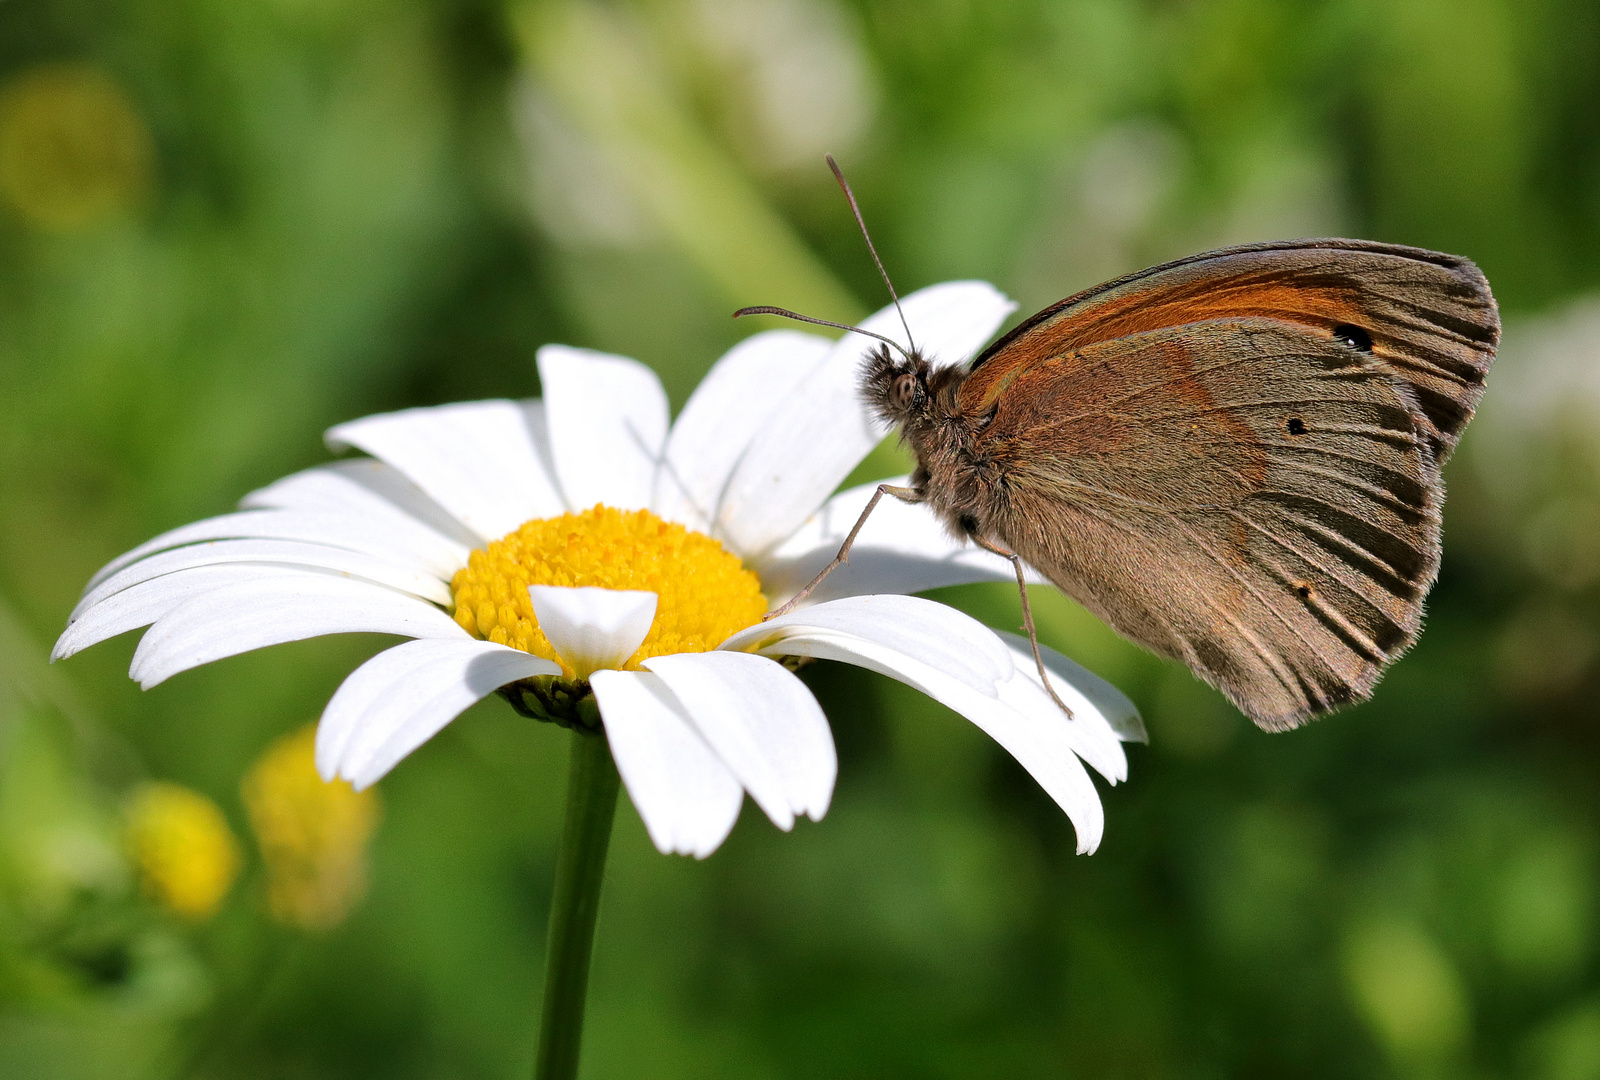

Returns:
739,159,1498,732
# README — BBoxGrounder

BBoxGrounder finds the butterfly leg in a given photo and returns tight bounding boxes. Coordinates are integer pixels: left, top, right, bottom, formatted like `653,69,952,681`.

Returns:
764,483,923,620
971,535,1075,719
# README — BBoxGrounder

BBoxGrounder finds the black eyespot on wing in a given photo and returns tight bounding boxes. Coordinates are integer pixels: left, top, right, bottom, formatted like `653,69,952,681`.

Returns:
1285,417,1307,436
1293,581,1314,600
1332,324,1374,352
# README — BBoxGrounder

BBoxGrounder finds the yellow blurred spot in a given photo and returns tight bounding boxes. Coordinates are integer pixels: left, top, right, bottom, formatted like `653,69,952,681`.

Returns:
1342,914,1470,1066
451,504,766,677
0,63,153,228
242,725,380,930
124,782,242,922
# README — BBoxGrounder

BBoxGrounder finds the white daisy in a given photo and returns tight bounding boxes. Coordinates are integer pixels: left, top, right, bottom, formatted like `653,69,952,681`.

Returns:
55,281,1144,858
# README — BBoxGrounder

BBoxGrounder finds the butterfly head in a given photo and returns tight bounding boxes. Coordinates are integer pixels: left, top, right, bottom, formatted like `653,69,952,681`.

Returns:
860,343,935,429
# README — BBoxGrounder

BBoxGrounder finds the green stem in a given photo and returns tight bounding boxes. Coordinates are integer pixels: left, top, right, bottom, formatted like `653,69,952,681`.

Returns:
535,722,620,1080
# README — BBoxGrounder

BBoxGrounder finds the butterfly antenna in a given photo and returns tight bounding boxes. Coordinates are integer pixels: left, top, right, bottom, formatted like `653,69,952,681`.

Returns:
733,305,915,362
826,154,916,355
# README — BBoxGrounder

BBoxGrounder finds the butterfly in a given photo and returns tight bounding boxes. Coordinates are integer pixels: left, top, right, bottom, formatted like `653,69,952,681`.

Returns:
740,159,1499,731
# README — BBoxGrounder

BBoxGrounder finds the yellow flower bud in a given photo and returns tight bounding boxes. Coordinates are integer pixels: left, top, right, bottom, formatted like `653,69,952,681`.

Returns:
242,725,381,930
124,782,241,922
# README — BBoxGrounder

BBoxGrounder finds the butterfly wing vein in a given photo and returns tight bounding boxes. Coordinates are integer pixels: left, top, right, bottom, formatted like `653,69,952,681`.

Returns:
979,317,1449,729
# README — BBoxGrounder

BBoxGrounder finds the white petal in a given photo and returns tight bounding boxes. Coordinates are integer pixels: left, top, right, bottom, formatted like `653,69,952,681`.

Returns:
756,477,1046,605
644,651,835,827
590,669,744,858
527,585,656,679
74,538,452,620
719,594,1014,695
653,329,831,535
993,651,1129,786
327,400,564,542
319,638,560,789
55,565,324,661
714,282,1016,557
740,628,1105,853
537,345,669,512
86,509,468,591
995,631,1146,744
242,459,478,547
898,280,1020,369
129,576,466,689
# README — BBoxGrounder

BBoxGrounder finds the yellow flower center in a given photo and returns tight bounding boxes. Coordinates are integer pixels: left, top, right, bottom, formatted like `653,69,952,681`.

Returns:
450,505,766,676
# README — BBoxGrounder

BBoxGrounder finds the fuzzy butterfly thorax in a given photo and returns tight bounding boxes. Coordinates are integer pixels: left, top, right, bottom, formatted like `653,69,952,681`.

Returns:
860,344,1007,543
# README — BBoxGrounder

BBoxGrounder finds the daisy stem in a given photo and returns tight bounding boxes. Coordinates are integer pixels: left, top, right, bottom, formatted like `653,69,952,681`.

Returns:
535,721,620,1080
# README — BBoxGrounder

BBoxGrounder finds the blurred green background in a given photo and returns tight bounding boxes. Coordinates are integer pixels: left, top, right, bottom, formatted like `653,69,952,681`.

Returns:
3,0,1600,1076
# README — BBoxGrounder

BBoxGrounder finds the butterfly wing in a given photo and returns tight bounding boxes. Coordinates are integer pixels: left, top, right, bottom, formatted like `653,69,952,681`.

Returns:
964,239,1498,461
961,242,1497,729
